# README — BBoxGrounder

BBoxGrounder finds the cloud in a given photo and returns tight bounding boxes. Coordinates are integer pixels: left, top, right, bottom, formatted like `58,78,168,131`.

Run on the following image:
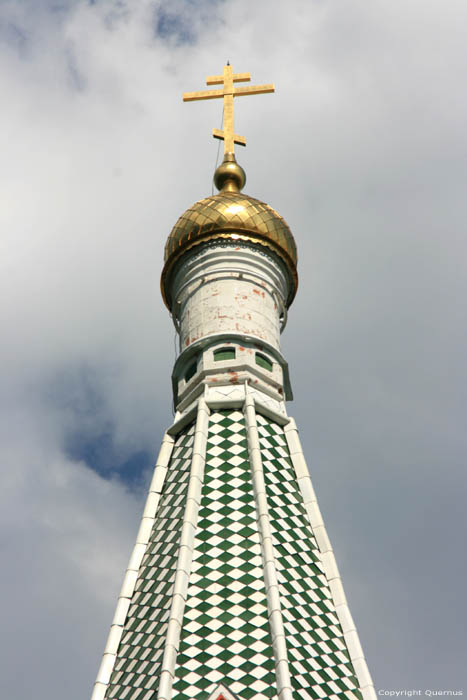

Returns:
1,0,466,697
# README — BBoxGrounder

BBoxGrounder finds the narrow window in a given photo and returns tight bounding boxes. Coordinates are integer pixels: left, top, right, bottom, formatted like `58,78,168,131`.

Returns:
213,347,236,362
255,352,273,371
184,361,197,382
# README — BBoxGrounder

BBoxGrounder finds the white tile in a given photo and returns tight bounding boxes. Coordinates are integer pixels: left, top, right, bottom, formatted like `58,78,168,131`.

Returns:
161,642,179,674
275,658,292,690
183,657,201,672
95,653,116,685
169,593,186,626
361,685,378,700
119,569,138,599
344,629,364,661
202,655,223,671
184,498,199,526
272,631,288,659
157,670,173,700
250,576,266,591
142,491,161,518
104,625,124,655
206,669,224,683
150,465,169,495
250,678,269,691
186,475,203,504
179,521,196,550
177,545,194,576
184,671,203,684
335,603,356,635
183,618,201,634
228,666,245,681
278,686,294,700
352,657,374,688
326,578,346,609
112,597,131,626
320,551,339,581
183,643,203,658
264,560,279,589
90,683,106,700
127,543,146,572
136,517,154,545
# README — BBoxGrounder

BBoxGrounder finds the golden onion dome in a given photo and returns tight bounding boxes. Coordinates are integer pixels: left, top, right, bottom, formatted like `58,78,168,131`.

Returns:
161,187,298,310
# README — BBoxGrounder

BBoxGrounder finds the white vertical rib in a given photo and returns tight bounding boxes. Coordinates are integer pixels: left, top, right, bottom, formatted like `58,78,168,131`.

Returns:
91,432,175,700
284,417,377,700
157,398,210,700
244,390,294,700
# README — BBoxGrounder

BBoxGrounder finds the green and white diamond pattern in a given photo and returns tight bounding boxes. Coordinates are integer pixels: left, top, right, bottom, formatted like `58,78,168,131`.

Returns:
99,400,372,700
257,413,362,700
105,423,195,700
172,409,276,700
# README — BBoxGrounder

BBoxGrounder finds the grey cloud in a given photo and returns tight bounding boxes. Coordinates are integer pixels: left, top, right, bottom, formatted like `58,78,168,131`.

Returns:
1,0,466,697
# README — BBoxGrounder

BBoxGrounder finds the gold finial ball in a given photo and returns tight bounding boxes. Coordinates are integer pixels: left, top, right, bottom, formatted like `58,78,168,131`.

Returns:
213,154,246,192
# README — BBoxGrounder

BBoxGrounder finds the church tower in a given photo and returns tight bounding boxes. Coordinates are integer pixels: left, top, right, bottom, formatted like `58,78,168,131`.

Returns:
92,65,376,700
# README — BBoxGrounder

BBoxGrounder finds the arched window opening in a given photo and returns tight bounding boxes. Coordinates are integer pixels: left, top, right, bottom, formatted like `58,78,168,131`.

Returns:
255,352,273,371
184,360,197,382
213,347,236,362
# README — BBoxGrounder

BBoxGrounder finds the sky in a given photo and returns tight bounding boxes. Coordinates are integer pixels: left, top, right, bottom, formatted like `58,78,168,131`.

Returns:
1,0,466,698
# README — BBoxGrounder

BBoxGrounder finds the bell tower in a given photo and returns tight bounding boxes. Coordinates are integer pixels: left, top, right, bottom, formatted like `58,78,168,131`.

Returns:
92,64,376,700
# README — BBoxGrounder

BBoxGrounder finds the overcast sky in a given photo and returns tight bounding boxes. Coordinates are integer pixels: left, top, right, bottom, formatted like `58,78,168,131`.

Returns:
1,1,466,698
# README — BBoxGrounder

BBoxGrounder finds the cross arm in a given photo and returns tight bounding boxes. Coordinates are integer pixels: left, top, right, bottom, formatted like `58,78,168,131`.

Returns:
206,72,251,85
183,88,225,101
233,84,275,97
212,128,246,146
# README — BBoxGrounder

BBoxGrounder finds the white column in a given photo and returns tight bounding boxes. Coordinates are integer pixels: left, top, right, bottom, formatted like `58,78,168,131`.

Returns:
157,398,210,700
172,245,289,352
284,418,377,700
92,432,175,700
244,390,293,700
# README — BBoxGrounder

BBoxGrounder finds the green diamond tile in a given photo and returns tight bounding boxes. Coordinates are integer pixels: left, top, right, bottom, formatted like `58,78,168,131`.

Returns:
258,412,361,700
172,409,274,700
104,422,195,700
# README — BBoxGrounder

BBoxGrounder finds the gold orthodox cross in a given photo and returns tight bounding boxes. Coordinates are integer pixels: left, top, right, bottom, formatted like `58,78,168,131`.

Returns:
183,63,274,156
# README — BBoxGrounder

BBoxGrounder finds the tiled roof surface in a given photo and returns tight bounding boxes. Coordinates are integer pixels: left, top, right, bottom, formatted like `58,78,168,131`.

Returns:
97,402,371,700
172,410,276,699
104,425,194,700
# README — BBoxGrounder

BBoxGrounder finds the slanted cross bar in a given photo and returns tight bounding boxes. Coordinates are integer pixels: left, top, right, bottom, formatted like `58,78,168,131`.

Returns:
183,64,274,155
